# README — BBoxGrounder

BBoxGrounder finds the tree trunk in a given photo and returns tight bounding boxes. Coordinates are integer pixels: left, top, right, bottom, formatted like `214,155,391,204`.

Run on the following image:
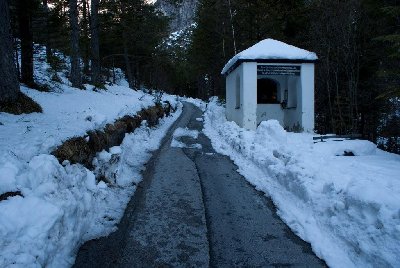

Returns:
15,38,20,79
120,0,134,90
227,0,237,55
121,18,134,89
123,38,134,89
0,0,20,102
82,0,90,75
17,0,34,86
90,0,101,85
69,0,82,88
42,0,52,61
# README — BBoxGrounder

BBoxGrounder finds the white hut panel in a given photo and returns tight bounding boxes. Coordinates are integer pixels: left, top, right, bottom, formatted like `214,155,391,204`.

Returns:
222,39,317,132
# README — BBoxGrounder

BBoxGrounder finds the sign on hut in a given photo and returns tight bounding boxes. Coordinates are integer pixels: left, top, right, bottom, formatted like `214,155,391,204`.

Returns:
221,39,318,132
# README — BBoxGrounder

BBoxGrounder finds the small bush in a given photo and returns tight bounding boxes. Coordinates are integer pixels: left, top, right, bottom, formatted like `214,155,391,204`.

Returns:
47,54,66,72
35,84,52,92
92,82,107,90
152,90,163,105
51,73,62,83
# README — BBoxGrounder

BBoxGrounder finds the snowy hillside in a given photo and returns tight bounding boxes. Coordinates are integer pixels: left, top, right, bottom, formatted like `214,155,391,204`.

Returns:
204,99,400,268
155,0,197,32
0,47,181,267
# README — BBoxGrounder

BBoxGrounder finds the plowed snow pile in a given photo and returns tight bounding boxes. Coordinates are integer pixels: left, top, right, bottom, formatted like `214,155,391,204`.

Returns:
0,45,181,267
204,98,400,268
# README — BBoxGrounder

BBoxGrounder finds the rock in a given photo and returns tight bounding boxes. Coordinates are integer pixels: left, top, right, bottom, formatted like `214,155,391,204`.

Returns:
155,0,197,32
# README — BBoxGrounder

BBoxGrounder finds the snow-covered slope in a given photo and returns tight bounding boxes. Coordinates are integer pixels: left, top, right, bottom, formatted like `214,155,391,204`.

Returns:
203,99,400,268
0,86,154,169
0,47,182,267
155,0,197,32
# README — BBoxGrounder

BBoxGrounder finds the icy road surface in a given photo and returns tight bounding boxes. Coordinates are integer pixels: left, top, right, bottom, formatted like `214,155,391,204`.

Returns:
73,103,326,267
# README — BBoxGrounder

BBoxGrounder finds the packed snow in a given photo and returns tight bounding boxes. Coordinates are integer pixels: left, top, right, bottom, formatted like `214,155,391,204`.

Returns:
171,127,202,149
173,127,199,139
203,98,400,268
0,45,182,267
221,38,318,74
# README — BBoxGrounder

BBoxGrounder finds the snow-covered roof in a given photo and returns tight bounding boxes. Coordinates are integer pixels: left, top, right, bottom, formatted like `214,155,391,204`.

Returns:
221,39,318,75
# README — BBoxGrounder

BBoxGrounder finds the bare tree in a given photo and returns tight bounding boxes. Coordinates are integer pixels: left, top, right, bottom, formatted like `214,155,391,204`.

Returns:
90,0,101,85
309,0,362,134
226,0,237,55
122,32,134,89
0,0,20,103
69,0,82,88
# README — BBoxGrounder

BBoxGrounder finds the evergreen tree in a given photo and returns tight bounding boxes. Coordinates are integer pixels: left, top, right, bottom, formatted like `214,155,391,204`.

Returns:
41,0,52,60
188,0,307,99
189,0,231,98
375,1,400,98
97,0,168,89
47,0,70,56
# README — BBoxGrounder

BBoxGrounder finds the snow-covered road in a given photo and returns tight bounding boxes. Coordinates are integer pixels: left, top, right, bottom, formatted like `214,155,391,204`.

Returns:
73,103,325,267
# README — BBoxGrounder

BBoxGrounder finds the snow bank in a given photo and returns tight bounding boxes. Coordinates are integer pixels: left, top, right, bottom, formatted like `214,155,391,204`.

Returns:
313,139,377,156
221,39,318,74
0,100,181,267
179,97,207,111
0,85,154,167
203,99,400,268
0,48,182,266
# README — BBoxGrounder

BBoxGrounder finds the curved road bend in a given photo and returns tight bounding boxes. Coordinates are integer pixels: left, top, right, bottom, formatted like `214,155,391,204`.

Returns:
73,102,326,267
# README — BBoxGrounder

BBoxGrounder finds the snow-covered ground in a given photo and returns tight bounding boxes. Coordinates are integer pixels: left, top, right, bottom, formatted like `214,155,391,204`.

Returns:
2,42,399,267
0,46,182,267
203,98,400,268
